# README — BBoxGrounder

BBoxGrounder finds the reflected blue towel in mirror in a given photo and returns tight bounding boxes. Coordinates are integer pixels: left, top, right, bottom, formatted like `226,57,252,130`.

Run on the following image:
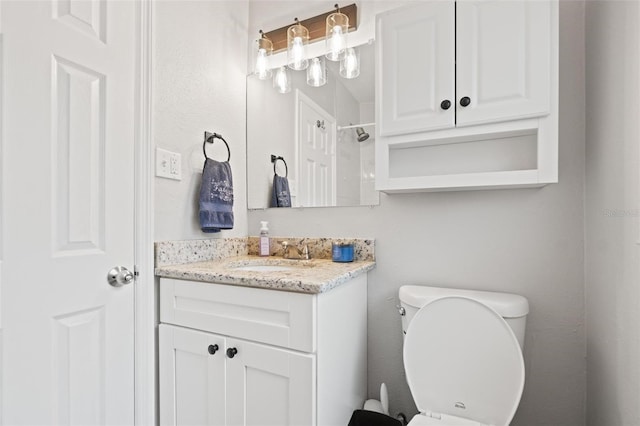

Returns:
271,175,291,208
199,158,234,232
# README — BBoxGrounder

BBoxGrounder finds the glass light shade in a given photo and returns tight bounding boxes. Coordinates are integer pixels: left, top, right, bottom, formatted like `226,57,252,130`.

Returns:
340,47,360,79
254,36,273,80
325,11,348,61
287,22,309,70
273,66,291,94
306,57,327,87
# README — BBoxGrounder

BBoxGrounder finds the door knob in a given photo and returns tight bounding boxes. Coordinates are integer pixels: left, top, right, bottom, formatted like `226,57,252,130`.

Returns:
208,344,219,355
107,266,134,287
440,99,451,110
226,347,238,358
459,96,471,107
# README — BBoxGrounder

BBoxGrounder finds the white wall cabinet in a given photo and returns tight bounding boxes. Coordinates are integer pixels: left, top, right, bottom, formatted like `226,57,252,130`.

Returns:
456,0,552,127
376,0,558,192
159,275,367,426
378,1,455,136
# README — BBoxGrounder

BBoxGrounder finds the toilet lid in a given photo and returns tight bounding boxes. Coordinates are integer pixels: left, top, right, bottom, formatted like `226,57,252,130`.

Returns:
404,297,525,426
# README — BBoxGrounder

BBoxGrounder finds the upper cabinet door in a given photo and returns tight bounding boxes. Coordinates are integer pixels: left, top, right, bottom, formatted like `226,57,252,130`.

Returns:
377,1,455,137
456,0,552,127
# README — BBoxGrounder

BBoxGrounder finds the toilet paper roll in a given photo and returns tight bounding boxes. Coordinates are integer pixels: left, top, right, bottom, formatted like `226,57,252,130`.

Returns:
363,399,385,413
363,383,390,415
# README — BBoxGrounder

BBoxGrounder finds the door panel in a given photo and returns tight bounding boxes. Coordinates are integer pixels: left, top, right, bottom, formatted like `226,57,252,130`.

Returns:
456,0,551,126
297,92,336,207
52,55,106,255
159,325,226,426
53,307,106,424
377,2,455,136
226,338,315,426
1,1,136,423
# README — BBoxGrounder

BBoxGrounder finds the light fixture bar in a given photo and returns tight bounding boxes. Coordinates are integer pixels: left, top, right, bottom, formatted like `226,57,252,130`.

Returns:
264,4,357,53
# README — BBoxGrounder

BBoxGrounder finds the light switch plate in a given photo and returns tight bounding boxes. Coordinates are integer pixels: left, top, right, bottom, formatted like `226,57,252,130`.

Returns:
156,148,182,180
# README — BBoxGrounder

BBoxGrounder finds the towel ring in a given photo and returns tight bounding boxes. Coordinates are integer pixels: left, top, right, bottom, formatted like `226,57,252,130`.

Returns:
270,154,288,178
203,131,231,162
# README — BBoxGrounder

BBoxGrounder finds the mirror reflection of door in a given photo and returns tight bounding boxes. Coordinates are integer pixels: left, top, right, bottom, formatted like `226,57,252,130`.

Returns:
296,90,337,207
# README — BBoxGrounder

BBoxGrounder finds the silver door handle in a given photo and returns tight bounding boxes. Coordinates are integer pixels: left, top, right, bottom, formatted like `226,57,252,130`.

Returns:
107,266,134,287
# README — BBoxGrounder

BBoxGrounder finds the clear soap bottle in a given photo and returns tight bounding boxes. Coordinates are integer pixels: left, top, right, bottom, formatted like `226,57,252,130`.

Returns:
259,221,270,256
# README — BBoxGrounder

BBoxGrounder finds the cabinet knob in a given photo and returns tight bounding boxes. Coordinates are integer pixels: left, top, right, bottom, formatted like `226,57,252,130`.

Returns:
440,99,451,110
226,347,238,358
459,97,471,107
208,344,219,355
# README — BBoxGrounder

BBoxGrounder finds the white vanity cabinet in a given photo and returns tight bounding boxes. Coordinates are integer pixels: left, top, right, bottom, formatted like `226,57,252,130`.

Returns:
159,275,367,426
159,325,315,425
376,0,559,192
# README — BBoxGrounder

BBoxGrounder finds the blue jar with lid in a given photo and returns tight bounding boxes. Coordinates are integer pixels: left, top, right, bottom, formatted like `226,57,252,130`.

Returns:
332,242,354,262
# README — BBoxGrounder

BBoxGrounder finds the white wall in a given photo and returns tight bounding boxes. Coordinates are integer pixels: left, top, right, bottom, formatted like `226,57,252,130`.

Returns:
154,0,249,241
359,101,377,205
335,78,361,206
247,1,587,424
585,1,640,424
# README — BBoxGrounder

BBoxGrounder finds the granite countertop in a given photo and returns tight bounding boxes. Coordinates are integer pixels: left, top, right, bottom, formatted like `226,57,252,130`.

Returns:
155,255,375,294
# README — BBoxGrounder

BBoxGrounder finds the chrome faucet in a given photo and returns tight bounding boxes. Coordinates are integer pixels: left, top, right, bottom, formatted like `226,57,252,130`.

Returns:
281,241,310,260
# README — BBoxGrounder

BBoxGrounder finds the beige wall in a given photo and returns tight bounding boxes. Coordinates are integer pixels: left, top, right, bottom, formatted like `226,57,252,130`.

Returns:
154,0,249,241
248,1,587,424
585,1,640,424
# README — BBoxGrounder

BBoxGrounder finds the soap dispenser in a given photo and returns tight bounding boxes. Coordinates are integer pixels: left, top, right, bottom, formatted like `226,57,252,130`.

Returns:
259,221,270,256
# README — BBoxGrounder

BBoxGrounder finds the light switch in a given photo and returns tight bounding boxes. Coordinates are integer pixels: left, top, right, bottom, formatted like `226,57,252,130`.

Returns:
156,148,182,180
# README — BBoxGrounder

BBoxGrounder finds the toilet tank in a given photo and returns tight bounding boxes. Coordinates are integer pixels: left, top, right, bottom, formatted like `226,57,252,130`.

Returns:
399,285,529,349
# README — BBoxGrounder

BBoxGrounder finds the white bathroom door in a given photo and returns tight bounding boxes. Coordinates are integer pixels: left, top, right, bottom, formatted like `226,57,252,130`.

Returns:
1,1,137,424
296,91,336,207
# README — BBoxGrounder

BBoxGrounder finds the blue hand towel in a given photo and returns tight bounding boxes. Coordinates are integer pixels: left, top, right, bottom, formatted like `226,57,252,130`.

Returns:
199,158,234,233
271,174,291,208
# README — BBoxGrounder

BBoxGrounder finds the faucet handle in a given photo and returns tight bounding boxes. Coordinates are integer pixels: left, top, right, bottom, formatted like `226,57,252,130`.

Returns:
280,241,292,259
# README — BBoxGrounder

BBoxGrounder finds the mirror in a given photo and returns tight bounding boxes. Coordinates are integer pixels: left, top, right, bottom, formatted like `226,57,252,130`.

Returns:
247,41,379,209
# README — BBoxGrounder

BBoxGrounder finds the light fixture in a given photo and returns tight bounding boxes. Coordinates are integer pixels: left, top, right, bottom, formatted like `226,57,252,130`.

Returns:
273,66,291,94
340,47,360,79
306,57,327,87
287,18,309,71
254,30,273,80
326,4,349,61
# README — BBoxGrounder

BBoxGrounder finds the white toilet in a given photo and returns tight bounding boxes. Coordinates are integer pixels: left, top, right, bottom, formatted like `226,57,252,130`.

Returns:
398,285,529,426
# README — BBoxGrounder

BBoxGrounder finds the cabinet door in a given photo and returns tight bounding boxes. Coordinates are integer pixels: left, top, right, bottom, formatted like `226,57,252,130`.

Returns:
456,0,552,126
377,1,455,137
159,325,226,426
226,338,316,426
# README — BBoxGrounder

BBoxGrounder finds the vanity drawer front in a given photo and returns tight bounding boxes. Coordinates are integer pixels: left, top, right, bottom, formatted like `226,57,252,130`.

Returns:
160,278,316,353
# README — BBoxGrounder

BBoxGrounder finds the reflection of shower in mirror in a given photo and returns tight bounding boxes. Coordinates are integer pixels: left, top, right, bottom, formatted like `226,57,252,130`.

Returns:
338,122,375,143
356,127,369,142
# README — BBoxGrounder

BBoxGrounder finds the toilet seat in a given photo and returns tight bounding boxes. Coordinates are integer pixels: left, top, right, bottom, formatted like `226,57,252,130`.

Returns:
404,297,525,426
407,413,483,425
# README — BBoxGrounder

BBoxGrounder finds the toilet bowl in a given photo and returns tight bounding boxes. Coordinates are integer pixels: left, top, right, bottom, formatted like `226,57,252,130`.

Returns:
399,286,529,426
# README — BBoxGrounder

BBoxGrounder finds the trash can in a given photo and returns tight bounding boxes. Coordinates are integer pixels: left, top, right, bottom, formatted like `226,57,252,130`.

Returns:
347,409,402,426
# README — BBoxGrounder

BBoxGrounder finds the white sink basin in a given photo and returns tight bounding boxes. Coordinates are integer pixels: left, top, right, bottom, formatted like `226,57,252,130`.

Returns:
231,264,296,272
